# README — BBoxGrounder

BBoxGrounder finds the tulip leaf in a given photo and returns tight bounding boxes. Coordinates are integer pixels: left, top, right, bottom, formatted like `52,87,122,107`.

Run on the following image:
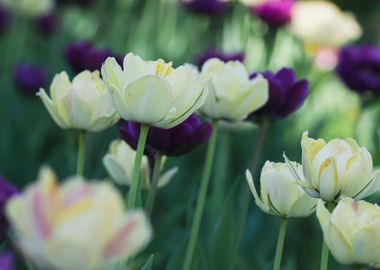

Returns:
140,255,154,270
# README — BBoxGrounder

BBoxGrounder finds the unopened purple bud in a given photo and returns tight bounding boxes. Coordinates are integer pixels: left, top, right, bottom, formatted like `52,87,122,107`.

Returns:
14,63,47,95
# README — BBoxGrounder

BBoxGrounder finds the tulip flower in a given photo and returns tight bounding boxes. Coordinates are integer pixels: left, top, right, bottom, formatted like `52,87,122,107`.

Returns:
317,197,380,268
36,12,56,36
6,167,152,270
286,132,380,202
120,114,212,157
248,68,308,120
37,70,119,132
101,53,208,129
64,41,122,74
103,139,178,188
336,45,380,95
290,1,361,50
0,0,54,17
246,161,317,218
181,0,230,16
251,0,293,28
14,63,47,95
196,49,244,69
200,58,269,121
0,251,15,270
0,177,19,242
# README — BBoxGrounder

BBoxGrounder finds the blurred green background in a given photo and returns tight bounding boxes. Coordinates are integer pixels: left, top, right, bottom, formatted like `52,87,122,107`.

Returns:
1,0,380,269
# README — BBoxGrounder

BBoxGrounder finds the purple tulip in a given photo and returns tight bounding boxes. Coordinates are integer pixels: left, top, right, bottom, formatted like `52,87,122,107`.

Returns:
0,7,10,35
120,114,212,157
181,0,229,16
65,41,122,73
252,0,293,28
336,45,380,95
56,0,98,7
196,49,244,68
37,12,57,36
249,67,308,120
14,64,47,95
0,251,15,270
0,177,19,242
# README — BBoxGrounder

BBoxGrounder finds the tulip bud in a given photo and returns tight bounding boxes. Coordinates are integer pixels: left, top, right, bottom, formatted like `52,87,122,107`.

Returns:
37,70,120,132
14,63,47,95
103,140,178,188
246,161,317,218
251,0,293,28
200,58,269,122
6,167,152,270
317,198,380,268
101,53,208,129
286,132,380,202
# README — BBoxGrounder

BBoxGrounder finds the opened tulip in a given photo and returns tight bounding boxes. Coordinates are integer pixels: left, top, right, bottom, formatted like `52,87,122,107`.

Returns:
196,49,244,69
37,70,119,132
317,197,380,268
287,132,380,202
6,167,152,270
101,53,208,129
0,0,54,17
200,58,269,121
246,161,317,218
290,1,361,50
103,140,177,188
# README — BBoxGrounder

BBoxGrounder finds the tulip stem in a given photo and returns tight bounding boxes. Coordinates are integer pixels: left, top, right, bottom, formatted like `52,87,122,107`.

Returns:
182,119,219,270
273,218,288,270
228,118,269,270
76,131,86,176
145,153,163,216
128,124,150,210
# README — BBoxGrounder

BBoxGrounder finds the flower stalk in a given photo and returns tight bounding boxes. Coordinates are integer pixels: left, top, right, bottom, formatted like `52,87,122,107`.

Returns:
182,119,219,270
145,153,163,216
127,124,150,210
76,131,86,176
273,218,288,270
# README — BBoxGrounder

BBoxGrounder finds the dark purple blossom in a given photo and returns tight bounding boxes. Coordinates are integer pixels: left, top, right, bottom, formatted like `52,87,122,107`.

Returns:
0,7,10,35
56,0,98,7
252,0,293,28
249,67,308,120
0,251,15,270
14,64,47,95
336,45,380,95
181,0,229,16
196,49,244,68
0,177,19,242
37,12,57,36
120,114,212,157
65,41,122,73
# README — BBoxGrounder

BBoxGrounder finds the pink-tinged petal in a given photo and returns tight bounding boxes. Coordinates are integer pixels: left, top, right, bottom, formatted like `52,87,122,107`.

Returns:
103,212,152,262
31,188,52,240
61,186,92,209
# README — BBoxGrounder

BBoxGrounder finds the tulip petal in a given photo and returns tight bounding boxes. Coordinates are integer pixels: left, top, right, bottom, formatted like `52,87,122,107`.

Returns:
108,85,131,120
101,57,124,90
124,75,172,124
37,89,69,128
69,91,93,130
245,170,270,214
288,193,317,217
158,167,178,188
319,157,340,202
103,155,129,185
352,226,380,266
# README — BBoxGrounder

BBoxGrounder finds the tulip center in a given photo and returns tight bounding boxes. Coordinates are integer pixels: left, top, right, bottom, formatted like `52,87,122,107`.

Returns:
155,60,173,78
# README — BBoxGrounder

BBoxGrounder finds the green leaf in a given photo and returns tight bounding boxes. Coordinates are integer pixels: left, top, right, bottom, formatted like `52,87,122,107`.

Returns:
140,255,154,270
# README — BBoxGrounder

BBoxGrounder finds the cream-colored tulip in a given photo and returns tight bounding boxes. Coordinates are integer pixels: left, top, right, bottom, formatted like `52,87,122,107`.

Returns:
200,58,269,121
0,0,54,17
317,198,380,268
103,140,178,188
5,167,152,270
290,1,362,49
286,132,380,202
246,161,318,218
101,53,208,129
37,70,119,132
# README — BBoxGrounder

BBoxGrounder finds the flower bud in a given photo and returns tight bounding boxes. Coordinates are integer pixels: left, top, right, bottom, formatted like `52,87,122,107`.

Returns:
6,167,152,270
14,63,47,95
103,140,178,188
37,70,119,132
246,161,317,218
317,198,380,268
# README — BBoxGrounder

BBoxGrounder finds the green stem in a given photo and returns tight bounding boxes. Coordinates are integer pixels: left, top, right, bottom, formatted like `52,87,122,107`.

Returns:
182,119,219,270
273,218,288,270
145,153,163,216
320,202,336,270
76,131,86,176
127,124,150,210
229,119,269,270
